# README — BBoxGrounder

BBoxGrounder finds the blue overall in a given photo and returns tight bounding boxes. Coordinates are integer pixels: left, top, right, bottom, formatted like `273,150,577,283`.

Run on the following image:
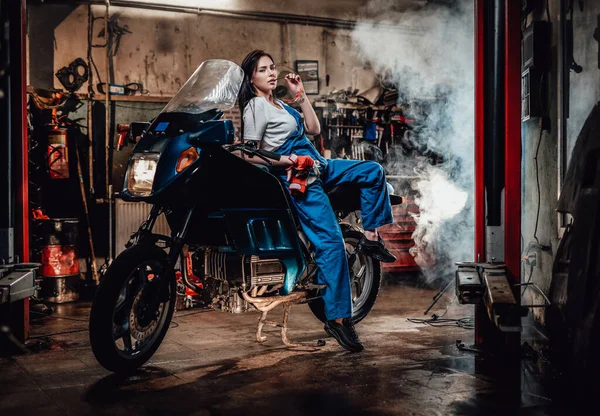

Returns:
272,103,393,320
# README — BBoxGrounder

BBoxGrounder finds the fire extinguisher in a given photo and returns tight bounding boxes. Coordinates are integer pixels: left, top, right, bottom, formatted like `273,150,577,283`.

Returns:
116,123,129,151
47,107,69,179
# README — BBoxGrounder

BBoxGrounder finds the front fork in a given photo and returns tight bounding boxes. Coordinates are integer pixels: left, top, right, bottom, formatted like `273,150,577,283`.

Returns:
137,205,196,305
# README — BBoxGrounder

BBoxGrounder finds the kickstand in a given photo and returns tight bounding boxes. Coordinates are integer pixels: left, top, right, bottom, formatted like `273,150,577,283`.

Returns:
257,303,326,351
423,279,454,316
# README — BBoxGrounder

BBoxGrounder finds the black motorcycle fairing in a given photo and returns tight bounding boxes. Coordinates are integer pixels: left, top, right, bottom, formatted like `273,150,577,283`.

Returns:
157,145,291,210
128,113,221,157
164,146,300,252
326,183,404,217
143,110,222,139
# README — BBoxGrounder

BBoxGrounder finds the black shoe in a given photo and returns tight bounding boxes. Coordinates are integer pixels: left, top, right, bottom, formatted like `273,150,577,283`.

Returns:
357,235,397,263
324,318,364,352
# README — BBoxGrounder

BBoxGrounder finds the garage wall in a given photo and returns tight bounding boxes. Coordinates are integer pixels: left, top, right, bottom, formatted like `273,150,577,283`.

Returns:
26,1,385,261
521,0,600,325
28,4,378,98
118,0,386,20
27,3,380,188
27,1,473,269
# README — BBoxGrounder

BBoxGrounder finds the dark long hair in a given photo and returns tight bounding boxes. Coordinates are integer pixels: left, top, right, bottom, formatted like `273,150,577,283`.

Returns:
238,50,274,141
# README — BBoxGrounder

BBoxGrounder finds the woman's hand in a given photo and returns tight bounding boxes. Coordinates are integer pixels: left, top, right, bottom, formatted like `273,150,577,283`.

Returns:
284,73,305,98
289,154,314,171
284,73,320,135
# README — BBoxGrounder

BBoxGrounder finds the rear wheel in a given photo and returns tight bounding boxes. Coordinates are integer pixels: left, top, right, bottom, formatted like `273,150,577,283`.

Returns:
308,228,382,324
89,244,176,373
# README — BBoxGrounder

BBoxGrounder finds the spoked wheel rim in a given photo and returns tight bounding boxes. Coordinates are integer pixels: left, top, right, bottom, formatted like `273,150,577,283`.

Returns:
345,236,374,312
111,261,172,359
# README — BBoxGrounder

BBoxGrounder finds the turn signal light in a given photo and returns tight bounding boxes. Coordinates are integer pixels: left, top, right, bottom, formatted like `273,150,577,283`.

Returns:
176,147,199,172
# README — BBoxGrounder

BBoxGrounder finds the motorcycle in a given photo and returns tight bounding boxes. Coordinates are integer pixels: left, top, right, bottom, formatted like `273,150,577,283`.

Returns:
89,60,404,373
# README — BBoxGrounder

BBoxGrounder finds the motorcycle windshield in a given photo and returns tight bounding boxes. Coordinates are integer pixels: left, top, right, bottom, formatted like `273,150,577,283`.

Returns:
161,59,244,115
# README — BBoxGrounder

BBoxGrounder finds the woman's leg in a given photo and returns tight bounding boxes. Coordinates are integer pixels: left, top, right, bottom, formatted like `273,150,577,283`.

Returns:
289,181,352,321
322,159,394,230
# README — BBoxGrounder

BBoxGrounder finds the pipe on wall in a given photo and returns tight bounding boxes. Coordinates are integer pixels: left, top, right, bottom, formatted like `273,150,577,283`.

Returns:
92,0,358,30
87,5,95,198
38,0,419,32
557,0,569,235
281,23,291,67
104,1,114,263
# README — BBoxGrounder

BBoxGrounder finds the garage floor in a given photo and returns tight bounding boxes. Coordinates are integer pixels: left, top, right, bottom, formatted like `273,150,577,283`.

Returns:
0,279,568,415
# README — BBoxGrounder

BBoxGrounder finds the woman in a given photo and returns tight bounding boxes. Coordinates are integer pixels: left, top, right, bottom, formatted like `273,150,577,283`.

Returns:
238,50,395,353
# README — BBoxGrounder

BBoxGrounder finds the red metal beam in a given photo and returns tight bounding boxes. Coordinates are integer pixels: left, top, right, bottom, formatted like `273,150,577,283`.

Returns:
474,0,486,345
504,0,521,287
19,0,29,265
21,0,30,339
474,0,521,346
13,0,30,341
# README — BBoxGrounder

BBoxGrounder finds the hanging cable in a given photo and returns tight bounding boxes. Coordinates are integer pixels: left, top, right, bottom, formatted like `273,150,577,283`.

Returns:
533,126,543,244
530,10,553,250
407,295,474,330
407,316,474,330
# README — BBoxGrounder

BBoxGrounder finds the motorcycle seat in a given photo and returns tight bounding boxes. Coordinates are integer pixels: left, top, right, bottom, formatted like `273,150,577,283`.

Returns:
326,183,404,214
326,183,362,213
274,178,404,227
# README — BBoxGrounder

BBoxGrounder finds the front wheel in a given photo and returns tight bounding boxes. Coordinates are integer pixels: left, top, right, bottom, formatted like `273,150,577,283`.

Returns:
308,228,382,324
89,244,176,373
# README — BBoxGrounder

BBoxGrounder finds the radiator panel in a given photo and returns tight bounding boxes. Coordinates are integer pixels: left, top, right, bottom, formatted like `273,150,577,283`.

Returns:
115,199,171,255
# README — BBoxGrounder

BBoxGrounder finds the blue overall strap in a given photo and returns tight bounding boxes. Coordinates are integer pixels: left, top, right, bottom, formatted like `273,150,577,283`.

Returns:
274,103,327,169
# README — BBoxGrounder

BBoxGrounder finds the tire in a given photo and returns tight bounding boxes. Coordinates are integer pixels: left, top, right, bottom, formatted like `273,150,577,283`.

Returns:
89,244,176,373
308,228,382,324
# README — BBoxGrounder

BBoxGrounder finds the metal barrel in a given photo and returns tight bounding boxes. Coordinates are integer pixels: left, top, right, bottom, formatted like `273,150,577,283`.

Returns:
33,218,81,303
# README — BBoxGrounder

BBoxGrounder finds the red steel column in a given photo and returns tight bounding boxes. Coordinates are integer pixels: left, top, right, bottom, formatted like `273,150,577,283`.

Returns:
18,0,29,263
20,0,30,339
504,0,521,288
502,0,522,355
12,0,30,341
474,0,521,346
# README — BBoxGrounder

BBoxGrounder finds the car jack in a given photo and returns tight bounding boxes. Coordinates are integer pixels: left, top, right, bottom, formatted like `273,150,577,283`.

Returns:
455,261,529,332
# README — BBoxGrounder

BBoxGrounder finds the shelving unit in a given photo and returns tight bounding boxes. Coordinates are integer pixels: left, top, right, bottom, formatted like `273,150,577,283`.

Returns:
314,101,405,111
76,93,172,103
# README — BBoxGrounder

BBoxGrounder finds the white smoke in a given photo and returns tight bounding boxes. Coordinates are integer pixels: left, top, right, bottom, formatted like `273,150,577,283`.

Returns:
414,166,469,226
351,0,475,282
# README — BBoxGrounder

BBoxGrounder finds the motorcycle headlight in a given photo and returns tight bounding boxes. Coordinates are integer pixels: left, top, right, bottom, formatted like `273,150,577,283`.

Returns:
126,153,160,197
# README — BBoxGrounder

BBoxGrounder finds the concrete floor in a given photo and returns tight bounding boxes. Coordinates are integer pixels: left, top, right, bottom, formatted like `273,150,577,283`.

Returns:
0,279,568,415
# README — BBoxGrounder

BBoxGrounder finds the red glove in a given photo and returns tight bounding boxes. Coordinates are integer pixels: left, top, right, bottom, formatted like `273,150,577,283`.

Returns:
288,174,309,198
286,154,315,198
289,154,314,171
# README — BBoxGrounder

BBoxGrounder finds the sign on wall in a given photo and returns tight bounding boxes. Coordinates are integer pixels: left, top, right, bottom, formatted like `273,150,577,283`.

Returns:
295,60,319,95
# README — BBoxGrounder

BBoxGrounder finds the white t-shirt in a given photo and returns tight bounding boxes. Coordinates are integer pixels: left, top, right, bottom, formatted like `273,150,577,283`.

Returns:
243,96,297,151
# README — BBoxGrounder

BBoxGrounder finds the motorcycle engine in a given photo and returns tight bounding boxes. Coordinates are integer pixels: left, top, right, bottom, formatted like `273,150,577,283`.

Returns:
198,250,286,313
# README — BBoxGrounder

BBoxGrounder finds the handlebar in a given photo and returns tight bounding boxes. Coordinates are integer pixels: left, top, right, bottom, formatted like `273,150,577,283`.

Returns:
225,142,282,165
